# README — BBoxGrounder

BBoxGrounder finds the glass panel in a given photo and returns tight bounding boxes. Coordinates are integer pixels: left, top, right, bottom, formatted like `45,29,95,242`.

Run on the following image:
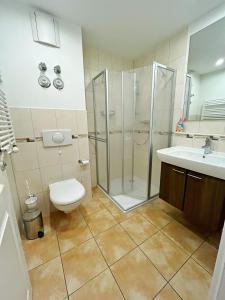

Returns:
96,140,108,191
122,66,152,202
123,70,135,195
149,65,175,197
108,71,123,196
92,72,108,192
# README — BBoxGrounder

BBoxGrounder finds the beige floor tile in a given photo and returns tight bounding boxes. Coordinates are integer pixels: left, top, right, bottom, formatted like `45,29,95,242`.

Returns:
151,198,180,215
111,248,166,300
207,231,222,249
138,205,173,229
192,242,218,274
43,215,55,234
162,221,203,254
121,214,158,245
69,269,124,300
96,224,136,265
140,232,188,280
57,217,92,253
79,198,103,216
84,208,117,236
154,284,181,300
98,195,112,206
52,209,83,232
170,212,209,240
30,257,67,300
106,202,136,223
62,238,107,294
23,232,59,270
170,259,211,300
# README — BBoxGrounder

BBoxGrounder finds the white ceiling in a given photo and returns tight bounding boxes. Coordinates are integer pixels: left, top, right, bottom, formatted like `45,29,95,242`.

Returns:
16,0,225,59
188,16,225,75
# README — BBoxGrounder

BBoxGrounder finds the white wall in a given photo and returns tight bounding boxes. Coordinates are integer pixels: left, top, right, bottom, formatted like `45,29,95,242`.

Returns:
200,69,225,101
0,1,85,110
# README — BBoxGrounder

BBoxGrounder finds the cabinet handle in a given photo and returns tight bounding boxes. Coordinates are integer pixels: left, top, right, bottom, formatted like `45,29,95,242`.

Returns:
172,168,185,174
187,174,203,180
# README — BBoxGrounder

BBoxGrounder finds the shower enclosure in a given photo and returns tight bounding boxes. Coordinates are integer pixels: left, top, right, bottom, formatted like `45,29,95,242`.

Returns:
89,62,175,211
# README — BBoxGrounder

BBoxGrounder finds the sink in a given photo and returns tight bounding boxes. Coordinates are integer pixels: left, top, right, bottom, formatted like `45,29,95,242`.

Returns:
157,146,225,180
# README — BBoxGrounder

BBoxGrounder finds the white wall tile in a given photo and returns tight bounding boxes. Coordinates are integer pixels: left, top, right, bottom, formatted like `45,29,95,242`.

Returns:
75,110,88,134
36,141,61,167
183,121,200,133
11,142,38,171
39,192,51,217
60,140,79,164
78,136,90,160
40,164,62,191
10,107,34,139
169,30,188,62
55,110,77,134
61,163,81,181
15,169,43,197
31,108,57,137
155,41,170,65
199,121,225,135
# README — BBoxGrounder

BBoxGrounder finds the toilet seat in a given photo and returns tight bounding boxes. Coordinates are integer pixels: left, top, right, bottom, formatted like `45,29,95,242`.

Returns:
49,178,85,206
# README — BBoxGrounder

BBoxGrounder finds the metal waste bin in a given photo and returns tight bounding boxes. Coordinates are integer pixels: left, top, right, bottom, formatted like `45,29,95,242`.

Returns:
23,194,44,240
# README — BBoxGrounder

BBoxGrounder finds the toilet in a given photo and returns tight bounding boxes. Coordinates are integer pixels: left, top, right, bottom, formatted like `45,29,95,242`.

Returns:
49,178,85,213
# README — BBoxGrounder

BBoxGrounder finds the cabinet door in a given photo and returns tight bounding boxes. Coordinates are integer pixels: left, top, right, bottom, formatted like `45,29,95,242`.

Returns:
0,172,31,300
184,171,225,231
159,162,186,210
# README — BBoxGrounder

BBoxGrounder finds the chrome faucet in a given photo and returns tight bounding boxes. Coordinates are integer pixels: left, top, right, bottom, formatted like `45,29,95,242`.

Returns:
202,137,212,155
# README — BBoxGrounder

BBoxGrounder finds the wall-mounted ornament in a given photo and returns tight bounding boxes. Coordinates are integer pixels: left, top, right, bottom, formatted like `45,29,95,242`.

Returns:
38,62,51,88
53,65,64,90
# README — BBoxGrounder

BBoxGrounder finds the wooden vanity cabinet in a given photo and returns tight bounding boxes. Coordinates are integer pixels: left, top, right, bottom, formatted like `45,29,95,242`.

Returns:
159,163,186,210
184,171,225,231
159,162,225,232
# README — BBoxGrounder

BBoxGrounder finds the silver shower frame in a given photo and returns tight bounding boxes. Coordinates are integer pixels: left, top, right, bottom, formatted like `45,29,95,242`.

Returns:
147,62,176,199
92,63,176,210
92,70,110,194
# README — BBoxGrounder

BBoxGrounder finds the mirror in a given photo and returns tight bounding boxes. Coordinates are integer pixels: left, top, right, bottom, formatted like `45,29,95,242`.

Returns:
184,17,225,121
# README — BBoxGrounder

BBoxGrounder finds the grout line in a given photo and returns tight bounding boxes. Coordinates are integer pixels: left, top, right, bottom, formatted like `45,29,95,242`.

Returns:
83,192,215,298
55,229,70,299
167,283,183,300
55,211,109,297
80,206,126,300
35,189,214,299
27,254,60,273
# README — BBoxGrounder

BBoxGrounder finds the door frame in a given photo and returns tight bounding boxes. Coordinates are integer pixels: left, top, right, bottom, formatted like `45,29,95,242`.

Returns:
147,62,176,199
92,69,110,194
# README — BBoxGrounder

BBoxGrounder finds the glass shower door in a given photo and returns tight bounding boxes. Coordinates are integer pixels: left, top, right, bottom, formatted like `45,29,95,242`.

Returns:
149,63,175,198
92,71,109,192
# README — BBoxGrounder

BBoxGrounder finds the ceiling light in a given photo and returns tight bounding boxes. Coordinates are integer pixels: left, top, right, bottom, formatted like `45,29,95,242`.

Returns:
215,58,224,66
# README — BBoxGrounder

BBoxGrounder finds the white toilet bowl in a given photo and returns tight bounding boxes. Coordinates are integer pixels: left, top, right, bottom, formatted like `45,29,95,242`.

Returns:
49,178,85,213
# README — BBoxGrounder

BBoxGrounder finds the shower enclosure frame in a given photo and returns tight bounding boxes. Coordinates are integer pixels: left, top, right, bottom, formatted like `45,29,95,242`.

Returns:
147,62,176,199
91,62,176,210
92,70,110,194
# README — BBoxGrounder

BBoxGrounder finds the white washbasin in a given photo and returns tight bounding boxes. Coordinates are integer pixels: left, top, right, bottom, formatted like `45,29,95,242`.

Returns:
157,146,225,180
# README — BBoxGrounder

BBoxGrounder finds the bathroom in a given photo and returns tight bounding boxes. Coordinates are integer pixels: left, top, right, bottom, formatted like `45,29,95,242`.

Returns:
0,0,225,299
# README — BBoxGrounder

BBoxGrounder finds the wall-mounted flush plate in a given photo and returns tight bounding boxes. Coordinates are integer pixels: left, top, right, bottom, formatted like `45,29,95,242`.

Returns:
42,129,72,147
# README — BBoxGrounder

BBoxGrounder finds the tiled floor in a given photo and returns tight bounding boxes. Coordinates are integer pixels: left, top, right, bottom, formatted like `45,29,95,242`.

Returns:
22,188,220,300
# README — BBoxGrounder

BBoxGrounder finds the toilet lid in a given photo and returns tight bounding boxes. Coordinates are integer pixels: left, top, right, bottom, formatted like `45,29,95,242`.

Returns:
49,178,85,205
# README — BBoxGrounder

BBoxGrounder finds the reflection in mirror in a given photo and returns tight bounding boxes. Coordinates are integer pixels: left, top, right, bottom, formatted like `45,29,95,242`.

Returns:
184,17,225,121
